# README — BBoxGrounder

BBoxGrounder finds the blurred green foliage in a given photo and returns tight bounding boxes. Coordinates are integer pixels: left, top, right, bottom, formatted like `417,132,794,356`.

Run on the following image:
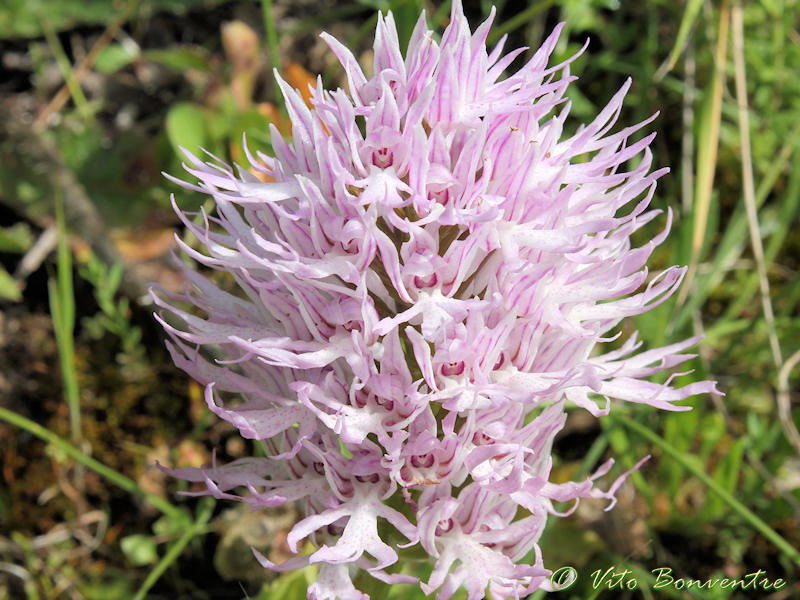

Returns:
0,0,225,39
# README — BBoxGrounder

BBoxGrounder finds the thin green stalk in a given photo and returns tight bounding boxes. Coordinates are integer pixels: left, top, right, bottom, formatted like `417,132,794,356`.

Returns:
612,413,800,567
261,0,285,115
778,350,800,453
677,0,729,307
39,6,93,122
718,129,800,326
49,191,81,443
671,122,800,336
654,0,703,81
680,43,695,214
732,0,782,368
132,499,214,600
0,406,184,523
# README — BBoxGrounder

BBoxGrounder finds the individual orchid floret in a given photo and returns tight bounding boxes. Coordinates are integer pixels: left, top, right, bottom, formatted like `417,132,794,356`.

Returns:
153,1,721,598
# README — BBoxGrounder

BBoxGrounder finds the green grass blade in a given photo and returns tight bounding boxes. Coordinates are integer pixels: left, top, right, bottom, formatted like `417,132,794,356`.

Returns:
574,429,610,480
607,422,655,504
393,0,425,51
655,0,703,80
670,116,797,335
677,3,729,307
701,438,745,520
714,124,800,329
0,406,185,523
731,0,782,367
261,0,285,115
49,191,82,443
38,2,93,122
612,413,800,567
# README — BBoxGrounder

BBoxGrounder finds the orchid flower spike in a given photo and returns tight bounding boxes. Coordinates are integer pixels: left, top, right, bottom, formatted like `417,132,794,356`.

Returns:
153,2,721,598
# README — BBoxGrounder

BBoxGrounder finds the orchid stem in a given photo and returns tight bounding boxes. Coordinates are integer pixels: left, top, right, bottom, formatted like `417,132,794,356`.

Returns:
132,498,214,600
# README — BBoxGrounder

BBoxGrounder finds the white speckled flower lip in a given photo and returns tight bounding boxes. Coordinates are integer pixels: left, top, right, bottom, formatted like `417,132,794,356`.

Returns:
152,2,721,598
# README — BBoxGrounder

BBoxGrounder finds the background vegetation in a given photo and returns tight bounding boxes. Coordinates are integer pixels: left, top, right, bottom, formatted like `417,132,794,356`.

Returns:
0,0,798,598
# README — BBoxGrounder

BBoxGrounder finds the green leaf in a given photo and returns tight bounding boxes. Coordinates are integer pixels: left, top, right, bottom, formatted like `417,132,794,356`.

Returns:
659,0,703,76
107,263,124,297
759,0,781,17
251,568,310,600
231,108,272,150
166,102,209,156
0,223,34,253
564,84,596,122
93,43,137,73
152,507,193,537
697,412,726,461
120,534,158,566
661,404,701,497
144,47,212,73
0,267,22,302
80,572,133,600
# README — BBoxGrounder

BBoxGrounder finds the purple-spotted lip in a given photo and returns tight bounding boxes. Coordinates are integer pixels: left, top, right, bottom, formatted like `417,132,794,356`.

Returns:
440,361,465,376
414,272,438,289
372,148,394,168
435,518,454,536
411,453,435,468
